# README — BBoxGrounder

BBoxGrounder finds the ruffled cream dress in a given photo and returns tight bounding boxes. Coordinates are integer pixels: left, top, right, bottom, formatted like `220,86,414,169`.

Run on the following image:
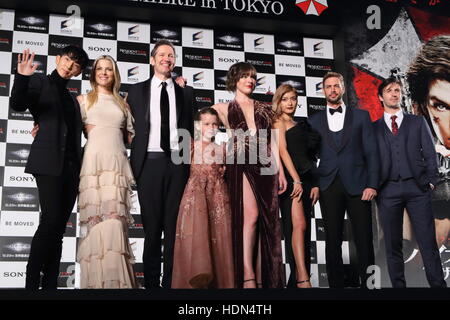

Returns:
77,93,138,289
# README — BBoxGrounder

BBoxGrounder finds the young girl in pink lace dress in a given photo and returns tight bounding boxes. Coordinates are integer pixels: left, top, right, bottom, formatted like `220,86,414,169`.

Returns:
171,107,235,289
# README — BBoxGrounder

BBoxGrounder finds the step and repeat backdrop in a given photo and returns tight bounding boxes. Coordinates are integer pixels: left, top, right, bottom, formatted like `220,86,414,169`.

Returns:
0,8,340,288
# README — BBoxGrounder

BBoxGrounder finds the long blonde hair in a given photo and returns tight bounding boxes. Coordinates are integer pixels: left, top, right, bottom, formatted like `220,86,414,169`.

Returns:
272,84,298,118
85,55,127,113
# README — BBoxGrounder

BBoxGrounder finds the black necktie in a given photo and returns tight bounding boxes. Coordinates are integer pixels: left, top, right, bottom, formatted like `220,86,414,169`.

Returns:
160,81,170,154
329,106,342,115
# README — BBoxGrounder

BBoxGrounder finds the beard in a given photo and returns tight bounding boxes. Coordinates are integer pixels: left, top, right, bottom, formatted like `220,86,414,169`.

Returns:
384,103,401,110
326,93,343,105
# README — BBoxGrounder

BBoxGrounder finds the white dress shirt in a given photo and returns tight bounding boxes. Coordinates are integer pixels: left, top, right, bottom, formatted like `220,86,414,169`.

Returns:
383,109,404,132
147,76,179,152
326,103,346,132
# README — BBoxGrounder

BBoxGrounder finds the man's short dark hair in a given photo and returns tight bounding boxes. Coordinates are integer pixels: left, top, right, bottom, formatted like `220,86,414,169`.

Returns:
407,35,450,112
378,77,403,97
322,71,345,87
151,39,176,58
59,45,89,70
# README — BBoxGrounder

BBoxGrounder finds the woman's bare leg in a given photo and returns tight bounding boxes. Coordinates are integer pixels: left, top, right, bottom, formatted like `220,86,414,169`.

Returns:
291,197,311,288
435,218,450,248
243,174,259,288
256,236,262,288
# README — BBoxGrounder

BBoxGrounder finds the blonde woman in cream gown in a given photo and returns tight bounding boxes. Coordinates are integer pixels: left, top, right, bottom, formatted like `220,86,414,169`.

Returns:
76,55,138,288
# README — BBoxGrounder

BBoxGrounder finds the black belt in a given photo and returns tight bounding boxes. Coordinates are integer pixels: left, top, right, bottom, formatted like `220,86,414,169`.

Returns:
146,151,179,159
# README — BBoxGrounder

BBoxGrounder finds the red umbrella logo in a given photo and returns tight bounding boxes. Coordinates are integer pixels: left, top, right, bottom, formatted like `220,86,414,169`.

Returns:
296,0,329,16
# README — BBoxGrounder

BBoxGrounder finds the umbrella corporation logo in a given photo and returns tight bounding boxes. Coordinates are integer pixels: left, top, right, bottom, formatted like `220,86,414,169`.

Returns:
295,0,329,16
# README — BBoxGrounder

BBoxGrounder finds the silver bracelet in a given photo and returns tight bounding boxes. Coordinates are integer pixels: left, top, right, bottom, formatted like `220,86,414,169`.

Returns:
293,181,302,185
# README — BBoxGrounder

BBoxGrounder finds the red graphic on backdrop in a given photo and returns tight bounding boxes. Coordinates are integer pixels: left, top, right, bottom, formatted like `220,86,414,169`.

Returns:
351,66,383,121
351,6,449,122
407,6,450,42
295,0,329,16
384,0,441,5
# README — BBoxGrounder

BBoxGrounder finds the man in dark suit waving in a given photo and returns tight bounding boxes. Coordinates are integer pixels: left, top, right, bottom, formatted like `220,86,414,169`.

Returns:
10,46,89,289
127,40,195,289
308,72,379,288
374,77,446,288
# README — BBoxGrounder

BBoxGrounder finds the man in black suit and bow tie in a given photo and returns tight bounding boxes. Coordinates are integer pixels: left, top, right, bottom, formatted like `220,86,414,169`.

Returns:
308,72,379,288
374,77,446,288
127,40,195,289
10,46,89,290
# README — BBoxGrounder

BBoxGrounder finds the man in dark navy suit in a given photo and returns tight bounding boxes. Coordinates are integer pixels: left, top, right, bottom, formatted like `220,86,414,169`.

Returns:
308,72,379,288
374,77,446,288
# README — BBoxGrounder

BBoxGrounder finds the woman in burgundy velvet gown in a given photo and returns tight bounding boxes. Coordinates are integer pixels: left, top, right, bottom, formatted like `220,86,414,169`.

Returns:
212,62,287,288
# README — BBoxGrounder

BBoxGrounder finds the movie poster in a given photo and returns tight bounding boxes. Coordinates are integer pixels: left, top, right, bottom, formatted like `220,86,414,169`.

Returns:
343,2,450,286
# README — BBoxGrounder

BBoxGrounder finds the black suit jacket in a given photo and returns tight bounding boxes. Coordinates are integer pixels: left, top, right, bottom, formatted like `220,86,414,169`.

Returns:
9,73,83,176
127,78,195,179
308,107,380,196
374,113,438,191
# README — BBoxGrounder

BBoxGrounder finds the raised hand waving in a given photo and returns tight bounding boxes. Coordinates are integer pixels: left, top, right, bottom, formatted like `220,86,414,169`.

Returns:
17,49,38,76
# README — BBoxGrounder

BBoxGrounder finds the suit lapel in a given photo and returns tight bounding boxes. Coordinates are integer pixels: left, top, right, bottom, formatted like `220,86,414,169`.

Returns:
48,80,63,118
70,93,83,159
377,119,390,159
143,79,151,129
378,118,389,140
174,81,183,127
71,94,82,129
400,112,410,150
337,106,353,153
399,112,410,133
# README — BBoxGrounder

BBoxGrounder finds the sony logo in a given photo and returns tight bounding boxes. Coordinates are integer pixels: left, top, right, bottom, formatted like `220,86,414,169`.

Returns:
218,57,241,63
9,176,35,182
87,46,112,52
3,272,26,277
